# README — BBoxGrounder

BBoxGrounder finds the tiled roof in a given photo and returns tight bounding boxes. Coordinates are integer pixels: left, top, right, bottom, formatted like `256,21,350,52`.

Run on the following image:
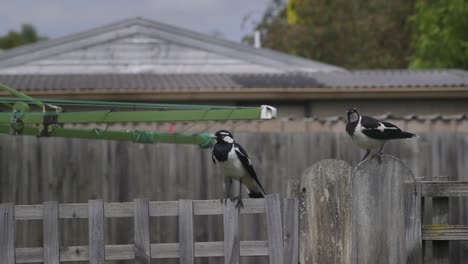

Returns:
0,70,467,91
313,70,468,88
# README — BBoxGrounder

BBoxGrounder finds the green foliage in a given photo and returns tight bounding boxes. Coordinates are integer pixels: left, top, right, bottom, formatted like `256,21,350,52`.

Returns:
287,0,299,25
0,24,47,50
409,0,468,69
244,0,416,69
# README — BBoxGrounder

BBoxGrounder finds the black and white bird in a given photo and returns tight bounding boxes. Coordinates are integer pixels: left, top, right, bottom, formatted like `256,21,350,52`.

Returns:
346,108,416,164
211,130,266,208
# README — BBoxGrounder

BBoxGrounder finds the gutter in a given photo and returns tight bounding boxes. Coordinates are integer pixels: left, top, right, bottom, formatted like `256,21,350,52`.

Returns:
1,87,468,101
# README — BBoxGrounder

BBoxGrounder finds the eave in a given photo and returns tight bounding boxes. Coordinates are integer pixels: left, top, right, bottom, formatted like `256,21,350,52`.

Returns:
1,87,468,102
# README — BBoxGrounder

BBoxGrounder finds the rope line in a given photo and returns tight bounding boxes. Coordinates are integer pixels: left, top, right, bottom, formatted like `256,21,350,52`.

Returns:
0,97,254,110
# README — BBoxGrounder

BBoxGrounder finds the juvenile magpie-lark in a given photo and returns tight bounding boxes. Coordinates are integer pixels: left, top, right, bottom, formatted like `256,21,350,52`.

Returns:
346,108,416,164
211,130,266,208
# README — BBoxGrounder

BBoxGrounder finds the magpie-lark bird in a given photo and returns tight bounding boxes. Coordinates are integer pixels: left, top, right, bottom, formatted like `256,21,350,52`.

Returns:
211,130,266,208
346,108,416,164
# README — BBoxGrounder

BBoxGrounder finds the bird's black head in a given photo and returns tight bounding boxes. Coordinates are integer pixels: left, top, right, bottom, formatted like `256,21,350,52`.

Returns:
347,108,360,123
211,130,234,144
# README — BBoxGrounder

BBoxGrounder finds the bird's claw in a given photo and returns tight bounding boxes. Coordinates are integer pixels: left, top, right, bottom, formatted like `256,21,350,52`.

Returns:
230,196,244,209
372,153,383,165
220,196,243,209
220,198,230,205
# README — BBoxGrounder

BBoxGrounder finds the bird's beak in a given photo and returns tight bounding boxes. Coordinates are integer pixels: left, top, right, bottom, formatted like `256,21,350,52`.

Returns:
209,134,216,139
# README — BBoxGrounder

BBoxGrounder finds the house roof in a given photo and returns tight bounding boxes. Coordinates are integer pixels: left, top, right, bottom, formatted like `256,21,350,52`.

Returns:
0,70,467,92
0,17,467,100
0,17,343,74
312,70,468,88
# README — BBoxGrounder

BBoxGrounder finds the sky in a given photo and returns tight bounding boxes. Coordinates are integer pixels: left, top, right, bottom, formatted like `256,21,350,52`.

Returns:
0,0,272,42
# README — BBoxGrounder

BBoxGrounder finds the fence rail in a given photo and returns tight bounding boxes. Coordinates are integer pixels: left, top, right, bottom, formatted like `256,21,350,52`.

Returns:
420,181,468,241
417,181,468,264
0,194,299,264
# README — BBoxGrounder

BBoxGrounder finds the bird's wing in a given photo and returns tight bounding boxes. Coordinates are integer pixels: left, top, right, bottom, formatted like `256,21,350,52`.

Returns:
360,116,406,140
234,143,266,194
211,153,216,164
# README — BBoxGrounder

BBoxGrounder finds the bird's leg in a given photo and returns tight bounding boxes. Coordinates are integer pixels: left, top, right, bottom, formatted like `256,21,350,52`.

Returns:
370,143,386,164
375,143,386,165
231,180,244,209
220,177,233,205
360,149,371,162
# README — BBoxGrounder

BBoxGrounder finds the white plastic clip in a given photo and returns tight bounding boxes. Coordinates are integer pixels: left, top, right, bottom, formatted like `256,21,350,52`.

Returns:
260,105,277,119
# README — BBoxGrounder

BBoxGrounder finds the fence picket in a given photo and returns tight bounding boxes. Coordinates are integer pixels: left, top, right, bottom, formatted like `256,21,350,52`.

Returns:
300,159,352,263
179,199,194,264
405,182,422,264
134,198,151,264
266,194,284,264
283,198,299,264
432,181,450,264
0,203,15,264
352,155,415,264
89,200,105,264
43,201,59,264
224,200,239,264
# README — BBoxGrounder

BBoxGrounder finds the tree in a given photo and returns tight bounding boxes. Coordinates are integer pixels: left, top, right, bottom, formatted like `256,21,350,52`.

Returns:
244,0,416,69
409,0,468,69
0,24,47,50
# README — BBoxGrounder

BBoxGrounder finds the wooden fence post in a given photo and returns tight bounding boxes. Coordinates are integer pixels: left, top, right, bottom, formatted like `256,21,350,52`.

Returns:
0,203,15,264
43,201,60,264
283,197,299,264
352,155,416,264
299,159,352,264
89,199,105,264
134,198,151,264
432,176,449,264
266,194,284,264
224,199,239,264
405,182,422,263
179,199,194,264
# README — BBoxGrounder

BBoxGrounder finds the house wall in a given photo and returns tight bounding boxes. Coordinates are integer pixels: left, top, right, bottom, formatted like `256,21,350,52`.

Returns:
307,98,468,117
234,98,468,118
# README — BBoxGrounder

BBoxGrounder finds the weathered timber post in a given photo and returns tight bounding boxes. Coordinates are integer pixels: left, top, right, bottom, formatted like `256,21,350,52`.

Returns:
352,155,418,264
299,159,352,264
431,175,449,264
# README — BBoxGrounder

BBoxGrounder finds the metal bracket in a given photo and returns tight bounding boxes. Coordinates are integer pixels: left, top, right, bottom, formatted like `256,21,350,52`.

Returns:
38,103,62,137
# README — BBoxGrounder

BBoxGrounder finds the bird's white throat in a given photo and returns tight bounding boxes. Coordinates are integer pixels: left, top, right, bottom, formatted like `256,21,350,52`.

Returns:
349,112,359,123
223,136,234,143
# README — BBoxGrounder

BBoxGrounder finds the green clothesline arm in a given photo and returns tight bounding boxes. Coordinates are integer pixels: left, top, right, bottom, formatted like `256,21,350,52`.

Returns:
0,125,215,148
0,106,277,124
0,83,45,108
0,102,13,109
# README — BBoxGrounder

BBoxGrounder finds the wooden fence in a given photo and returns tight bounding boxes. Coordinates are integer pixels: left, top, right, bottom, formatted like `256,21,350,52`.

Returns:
421,181,468,263
0,195,299,264
2,132,468,262
2,157,468,263
298,156,468,264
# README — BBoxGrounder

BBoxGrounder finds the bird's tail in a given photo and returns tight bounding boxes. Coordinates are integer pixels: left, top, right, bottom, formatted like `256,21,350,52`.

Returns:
244,178,266,198
248,191,265,198
395,131,417,139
